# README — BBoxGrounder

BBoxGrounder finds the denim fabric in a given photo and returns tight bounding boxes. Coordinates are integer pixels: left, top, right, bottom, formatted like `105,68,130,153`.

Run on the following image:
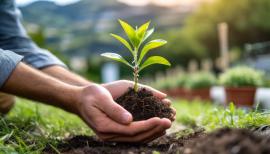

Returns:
0,49,23,87
0,0,66,87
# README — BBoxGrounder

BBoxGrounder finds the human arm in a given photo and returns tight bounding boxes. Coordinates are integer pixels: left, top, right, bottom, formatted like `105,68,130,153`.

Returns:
41,65,176,120
1,62,173,142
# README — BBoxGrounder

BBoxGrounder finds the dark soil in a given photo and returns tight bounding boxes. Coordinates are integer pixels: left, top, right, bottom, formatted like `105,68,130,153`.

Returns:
183,128,270,154
43,128,270,154
115,88,173,121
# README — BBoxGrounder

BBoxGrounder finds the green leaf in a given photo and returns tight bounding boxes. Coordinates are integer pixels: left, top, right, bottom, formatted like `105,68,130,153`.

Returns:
101,52,132,68
136,21,151,41
118,19,139,48
139,56,171,72
143,28,154,42
110,33,133,55
138,39,167,64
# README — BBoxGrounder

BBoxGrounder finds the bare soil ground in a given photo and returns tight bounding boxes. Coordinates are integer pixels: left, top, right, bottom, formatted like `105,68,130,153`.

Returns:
43,127,270,154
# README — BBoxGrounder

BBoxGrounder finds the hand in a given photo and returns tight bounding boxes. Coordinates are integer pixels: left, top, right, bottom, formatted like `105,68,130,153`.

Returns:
75,82,174,143
102,80,176,121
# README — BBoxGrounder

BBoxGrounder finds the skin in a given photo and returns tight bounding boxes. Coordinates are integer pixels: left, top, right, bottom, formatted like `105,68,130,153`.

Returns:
1,63,176,142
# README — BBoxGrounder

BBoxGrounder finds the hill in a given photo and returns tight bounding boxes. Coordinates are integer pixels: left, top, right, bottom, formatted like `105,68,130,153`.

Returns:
20,0,192,57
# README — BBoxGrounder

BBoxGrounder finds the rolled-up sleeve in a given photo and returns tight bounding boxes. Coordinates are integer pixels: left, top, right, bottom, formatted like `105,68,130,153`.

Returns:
0,0,67,69
0,49,23,87
8,38,67,69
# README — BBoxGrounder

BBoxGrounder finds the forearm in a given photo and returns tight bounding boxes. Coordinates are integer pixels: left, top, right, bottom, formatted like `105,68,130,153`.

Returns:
41,65,91,86
1,63,80,114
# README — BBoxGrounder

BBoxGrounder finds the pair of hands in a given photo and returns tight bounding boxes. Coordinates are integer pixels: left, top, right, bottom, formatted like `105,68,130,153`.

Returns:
76,80,176,143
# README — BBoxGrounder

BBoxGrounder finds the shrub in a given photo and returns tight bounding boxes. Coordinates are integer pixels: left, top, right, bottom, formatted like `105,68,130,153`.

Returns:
184,72,216,89
219,66,263,87
176,74,189,88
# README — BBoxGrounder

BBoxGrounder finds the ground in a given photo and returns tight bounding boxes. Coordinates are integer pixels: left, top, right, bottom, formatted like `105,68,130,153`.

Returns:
0,98,270,153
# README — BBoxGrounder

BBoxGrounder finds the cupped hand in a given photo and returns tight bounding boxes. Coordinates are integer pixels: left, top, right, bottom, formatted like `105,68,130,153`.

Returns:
102,80,176,121
76,81,176,142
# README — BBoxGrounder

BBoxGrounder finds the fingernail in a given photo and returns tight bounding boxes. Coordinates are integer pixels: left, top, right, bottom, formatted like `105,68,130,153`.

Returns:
122,112,132,123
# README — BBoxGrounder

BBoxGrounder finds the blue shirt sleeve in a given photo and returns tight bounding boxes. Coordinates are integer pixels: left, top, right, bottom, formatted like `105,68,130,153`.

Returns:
0,0,67,69
0,49,23,88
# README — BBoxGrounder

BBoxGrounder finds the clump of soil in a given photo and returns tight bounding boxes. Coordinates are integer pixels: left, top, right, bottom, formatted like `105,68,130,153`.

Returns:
115,88,173,121
43,128,270,154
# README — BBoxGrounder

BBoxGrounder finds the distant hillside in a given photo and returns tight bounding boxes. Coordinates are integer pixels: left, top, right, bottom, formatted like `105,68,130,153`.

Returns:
20,0,192,57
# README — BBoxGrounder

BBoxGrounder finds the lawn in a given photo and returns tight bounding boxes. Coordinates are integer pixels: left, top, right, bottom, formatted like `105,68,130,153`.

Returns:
1,98,270,153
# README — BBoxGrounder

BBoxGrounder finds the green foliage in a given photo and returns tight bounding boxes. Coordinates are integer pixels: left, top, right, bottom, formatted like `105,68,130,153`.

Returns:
173,100,270,131
101,53,132,68
1,99,270,153
150,74,188,90
184,72,216,89
163,0,270,66
219,66,263,87
138,39,167,64
139,56,170,71
176,74,189,88
151,77,177,90
151,72,215,90
0,99,90,153
101,20,171,91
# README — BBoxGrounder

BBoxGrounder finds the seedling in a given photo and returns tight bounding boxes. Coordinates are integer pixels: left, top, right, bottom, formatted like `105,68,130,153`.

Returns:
101,20,171,92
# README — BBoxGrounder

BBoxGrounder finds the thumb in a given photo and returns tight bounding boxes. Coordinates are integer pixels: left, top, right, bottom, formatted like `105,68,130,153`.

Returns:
99,98,133,124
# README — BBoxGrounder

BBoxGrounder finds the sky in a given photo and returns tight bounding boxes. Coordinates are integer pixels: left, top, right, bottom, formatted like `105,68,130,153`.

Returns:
16,0,204,7
16,0,80,6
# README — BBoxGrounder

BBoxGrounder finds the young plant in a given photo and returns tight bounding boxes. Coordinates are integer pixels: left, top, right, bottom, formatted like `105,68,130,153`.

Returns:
101,20,171,92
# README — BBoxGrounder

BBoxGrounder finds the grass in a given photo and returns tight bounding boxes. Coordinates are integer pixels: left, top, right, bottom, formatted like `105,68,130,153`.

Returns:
0,98,91,153
0,98,270,153
174,100,270,131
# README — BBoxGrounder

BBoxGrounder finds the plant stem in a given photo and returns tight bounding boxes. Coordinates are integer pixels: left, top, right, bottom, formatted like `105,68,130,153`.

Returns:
133,48,139,92
133,66,139,92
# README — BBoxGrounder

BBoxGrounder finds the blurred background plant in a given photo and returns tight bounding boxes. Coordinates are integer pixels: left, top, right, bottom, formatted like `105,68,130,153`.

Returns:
219,66,264,87
19,0,270,83
185,72,216,90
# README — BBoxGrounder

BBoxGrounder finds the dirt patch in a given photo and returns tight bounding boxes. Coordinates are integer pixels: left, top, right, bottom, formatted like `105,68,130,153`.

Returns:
43,128,204,154
115,88,173,121
183,128,270,154
43,128,270,154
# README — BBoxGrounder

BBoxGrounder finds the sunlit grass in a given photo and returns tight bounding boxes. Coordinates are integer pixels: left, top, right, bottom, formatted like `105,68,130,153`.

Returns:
172,100,270,131
0,98,91,153
0,98,270,153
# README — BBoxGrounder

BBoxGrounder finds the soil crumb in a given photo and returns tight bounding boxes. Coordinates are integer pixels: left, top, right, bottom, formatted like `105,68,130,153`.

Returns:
43,128,270,154
115,88,173,121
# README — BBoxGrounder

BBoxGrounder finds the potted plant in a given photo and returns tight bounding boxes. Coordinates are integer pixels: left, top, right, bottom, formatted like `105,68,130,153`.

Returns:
159,78,179,97
172,74,189,99
184,72,216,101
101,20,173,121
219,66,263,107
